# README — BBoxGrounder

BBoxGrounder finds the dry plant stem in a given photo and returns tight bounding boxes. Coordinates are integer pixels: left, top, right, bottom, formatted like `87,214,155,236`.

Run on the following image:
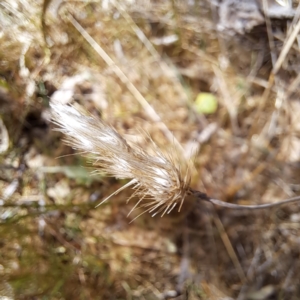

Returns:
112,0,161,60
66,13,185,156
287,3,300,36
286,72,300,97
213,214,247,283
0,118,9,153
273,19,300,74
190,189,300,210
212,65,239,134
51,104,300,218
262,0,277,67
247,1,277,138
112,0,187,102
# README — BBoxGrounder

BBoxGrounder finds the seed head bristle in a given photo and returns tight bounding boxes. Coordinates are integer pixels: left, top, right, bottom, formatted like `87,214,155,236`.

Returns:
50,103,191,217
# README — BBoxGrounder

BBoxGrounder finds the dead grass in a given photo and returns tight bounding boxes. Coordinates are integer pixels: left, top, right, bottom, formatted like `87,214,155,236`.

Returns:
1,0,300,299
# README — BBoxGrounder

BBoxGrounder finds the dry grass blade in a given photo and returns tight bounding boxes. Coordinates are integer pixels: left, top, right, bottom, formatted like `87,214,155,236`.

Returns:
213,214,247,283
51,103,191,217
66,13,185,156
273,19,300,74
262,0,277,67
212,65,239,134
286,72,300,97
0,118,9,154
112,0,160,60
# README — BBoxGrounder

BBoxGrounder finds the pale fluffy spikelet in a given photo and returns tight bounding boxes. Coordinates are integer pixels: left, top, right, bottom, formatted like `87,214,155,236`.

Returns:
50,103,191,218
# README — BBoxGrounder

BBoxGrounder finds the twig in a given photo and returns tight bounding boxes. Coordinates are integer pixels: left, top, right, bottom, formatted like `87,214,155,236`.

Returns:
190,189,300,210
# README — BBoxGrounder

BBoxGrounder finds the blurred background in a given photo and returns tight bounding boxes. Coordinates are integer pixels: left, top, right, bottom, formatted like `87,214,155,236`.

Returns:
1,0,300,299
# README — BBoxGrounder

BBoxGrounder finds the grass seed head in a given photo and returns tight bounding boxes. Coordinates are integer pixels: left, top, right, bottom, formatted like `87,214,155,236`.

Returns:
51,103,191,217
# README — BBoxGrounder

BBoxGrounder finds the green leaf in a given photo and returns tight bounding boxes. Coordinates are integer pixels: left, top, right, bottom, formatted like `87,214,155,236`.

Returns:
40,165,101,185
194,93,218,114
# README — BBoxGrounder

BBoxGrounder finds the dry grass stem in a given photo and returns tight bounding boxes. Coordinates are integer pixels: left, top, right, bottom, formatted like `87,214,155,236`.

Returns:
67,13,185,156
213,214,247,283
273,19,300,74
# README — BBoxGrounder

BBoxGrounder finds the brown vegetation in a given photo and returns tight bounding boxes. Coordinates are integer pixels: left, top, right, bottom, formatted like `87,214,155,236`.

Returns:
1,0,300,299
